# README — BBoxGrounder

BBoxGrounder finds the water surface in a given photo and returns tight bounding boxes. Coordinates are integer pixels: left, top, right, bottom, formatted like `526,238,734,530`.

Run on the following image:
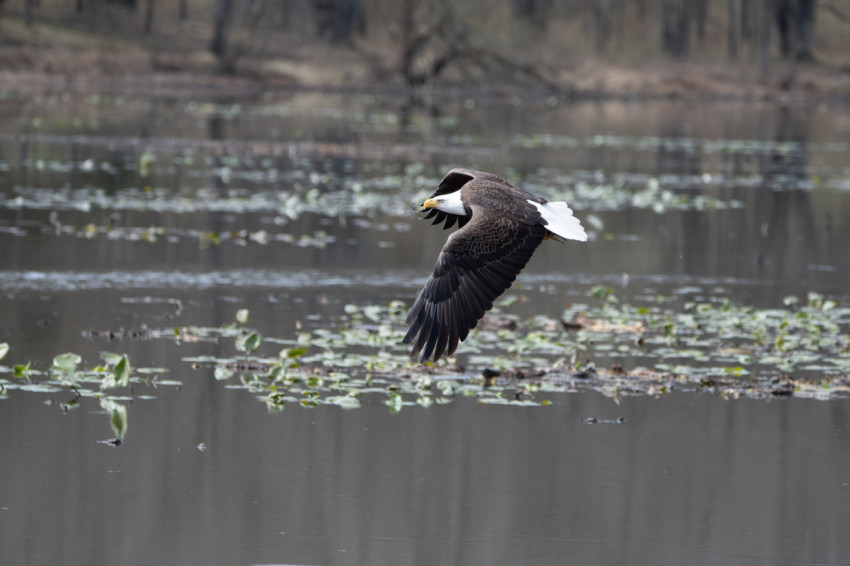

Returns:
1,91,849,565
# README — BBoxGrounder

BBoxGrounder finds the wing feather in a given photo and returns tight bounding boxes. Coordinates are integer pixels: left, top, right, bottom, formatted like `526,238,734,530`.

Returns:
404,201,546,362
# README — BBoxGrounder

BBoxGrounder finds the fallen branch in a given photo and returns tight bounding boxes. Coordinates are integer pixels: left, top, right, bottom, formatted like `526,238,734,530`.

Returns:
466,46,565,93
399,6,565,92
823,1,850,25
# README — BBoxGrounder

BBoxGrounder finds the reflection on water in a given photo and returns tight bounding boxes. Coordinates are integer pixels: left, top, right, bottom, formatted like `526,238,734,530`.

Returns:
1,389,848,565
1,92,850,565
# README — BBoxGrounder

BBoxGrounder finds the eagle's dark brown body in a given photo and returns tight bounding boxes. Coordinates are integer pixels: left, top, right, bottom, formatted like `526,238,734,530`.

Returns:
404,168,586,363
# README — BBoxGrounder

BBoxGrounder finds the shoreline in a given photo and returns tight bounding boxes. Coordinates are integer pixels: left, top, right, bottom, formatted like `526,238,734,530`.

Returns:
2,67,849,104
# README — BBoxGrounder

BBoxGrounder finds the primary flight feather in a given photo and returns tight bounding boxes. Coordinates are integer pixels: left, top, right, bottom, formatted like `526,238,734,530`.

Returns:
404,168,587,363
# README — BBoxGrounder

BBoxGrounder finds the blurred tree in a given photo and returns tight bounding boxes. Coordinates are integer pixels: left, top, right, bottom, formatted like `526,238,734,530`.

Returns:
740,0,755,41
693,0,708,41
757,0,771,78
314,0,332,36
727,0,740,59
513,0,552,29
4,0,841,90
242,0,264,22
25,0,35,26
776,0,817,61
144,0,154,34
396,0,561,88
313,0,363,42
399,0,459,85
660,0,690,59
593,0,614,52
107,0,137,9
210,0,235,72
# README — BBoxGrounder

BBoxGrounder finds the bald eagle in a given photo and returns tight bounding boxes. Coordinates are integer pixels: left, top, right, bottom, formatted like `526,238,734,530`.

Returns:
404,168,587,363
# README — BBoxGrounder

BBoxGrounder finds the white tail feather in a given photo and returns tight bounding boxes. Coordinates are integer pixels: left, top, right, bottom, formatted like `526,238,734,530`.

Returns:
528,200,587,242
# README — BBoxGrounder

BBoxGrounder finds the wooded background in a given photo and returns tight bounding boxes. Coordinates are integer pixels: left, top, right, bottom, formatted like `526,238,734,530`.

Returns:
0,0,847,89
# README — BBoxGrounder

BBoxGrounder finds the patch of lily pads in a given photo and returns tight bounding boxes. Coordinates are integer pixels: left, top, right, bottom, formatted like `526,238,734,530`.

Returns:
1,288,849,441
2,178,744,227
510,132,849,157
2,155,749,226
8,214,337,249
0,344,177,444
168,289,850,410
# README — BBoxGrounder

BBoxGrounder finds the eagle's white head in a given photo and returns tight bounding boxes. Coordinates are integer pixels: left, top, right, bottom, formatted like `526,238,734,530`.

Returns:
421,188,467,216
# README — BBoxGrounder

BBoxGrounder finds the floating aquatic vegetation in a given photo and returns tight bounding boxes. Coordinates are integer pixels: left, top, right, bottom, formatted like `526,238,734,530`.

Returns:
520,174,745,213
0,157,757,223
561,290,850,396
510,133,849,157
99,397,128,444
160,291,850,410
0,350,176,443
3,289,849,427
4,209,339,249
0,175,419,220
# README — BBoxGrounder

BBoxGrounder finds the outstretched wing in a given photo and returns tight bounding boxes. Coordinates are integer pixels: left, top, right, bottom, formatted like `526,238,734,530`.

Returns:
404,201,546,363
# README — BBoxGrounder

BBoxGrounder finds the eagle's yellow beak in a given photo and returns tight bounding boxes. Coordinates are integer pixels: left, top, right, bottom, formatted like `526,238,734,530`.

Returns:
410,198,439,213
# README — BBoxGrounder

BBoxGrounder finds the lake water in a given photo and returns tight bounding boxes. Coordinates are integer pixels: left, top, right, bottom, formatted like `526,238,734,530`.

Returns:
1,90,849,565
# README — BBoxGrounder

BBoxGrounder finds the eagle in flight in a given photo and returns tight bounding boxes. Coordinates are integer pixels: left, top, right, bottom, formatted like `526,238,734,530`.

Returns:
404,168,587,363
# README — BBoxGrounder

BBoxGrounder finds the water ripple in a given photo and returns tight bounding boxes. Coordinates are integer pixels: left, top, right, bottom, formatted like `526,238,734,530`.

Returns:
0,268,770,293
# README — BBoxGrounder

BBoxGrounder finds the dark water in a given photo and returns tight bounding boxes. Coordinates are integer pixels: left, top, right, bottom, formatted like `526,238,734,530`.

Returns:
1,91,849,565
3,387,848,565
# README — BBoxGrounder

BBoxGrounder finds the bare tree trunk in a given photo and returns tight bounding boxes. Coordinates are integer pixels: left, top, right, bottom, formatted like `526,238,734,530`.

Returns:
616,0,626,51
242,0,264,24
179,0,188,21
25,0,35,26
513,0,551,29
757,0,771,80
401,0,414,57
794,0,816,61
593,0,614,52
513,0,533,19
741,0,755,40
660,0,690,59
727,0,740,59
332,0,362,42
776,0,816,61
312,0,363,42
210,0,234,72
314,0,332,37
144,0,154,34
400,0,426,84
776,0,792,57
693,0,708,41
279,0,292,29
